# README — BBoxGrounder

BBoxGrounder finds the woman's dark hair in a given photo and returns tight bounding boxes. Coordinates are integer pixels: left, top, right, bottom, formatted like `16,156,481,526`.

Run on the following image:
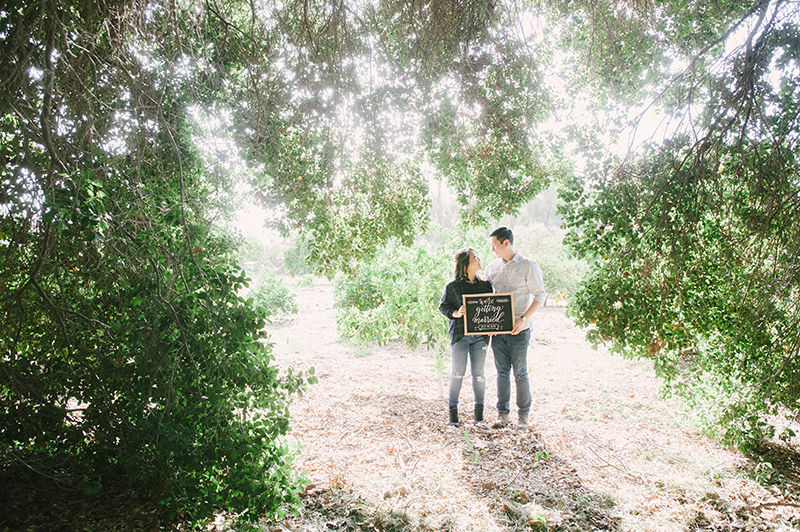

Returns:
453,248,474,281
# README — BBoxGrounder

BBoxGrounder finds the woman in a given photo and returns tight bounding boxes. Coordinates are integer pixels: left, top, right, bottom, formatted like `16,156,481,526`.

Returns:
438,248,493,426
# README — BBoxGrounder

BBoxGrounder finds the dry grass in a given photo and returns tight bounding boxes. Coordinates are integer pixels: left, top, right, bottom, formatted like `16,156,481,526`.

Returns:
259,277,800,532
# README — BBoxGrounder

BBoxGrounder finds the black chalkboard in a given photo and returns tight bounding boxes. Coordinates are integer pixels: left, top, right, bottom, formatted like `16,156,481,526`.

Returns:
462,293,515,335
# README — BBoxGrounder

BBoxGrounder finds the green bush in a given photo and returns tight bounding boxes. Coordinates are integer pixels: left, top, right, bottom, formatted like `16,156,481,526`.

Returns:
538,253,589,306
512,222,588,306
0,222,313,520
249,275,299,318
1,176,311,524
283,235,315,276
332,229,488,350
333,271,383,314
560,141,800,450
332,243,448,351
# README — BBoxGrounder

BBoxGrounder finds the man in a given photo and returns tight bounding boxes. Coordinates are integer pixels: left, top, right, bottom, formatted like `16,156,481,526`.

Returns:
485,227,547,430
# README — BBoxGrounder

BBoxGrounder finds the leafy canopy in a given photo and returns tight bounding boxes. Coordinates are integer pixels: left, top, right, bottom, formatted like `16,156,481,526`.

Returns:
557,0,800,448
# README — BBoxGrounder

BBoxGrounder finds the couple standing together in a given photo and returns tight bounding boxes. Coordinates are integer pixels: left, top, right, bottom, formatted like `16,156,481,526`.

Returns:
438,227,547,430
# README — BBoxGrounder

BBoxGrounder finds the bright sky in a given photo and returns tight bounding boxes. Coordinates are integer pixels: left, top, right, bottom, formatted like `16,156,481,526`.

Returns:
235,204,283,245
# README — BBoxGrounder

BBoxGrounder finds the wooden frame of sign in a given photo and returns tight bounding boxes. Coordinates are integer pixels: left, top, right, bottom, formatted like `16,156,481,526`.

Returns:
462,293,515,335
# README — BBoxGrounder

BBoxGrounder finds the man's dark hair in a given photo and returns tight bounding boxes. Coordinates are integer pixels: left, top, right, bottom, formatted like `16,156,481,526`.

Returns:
490,227,514,245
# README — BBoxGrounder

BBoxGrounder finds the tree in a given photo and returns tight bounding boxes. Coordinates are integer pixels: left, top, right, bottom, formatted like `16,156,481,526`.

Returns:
0,0,309,522
206,0,564,273
557,0,800,448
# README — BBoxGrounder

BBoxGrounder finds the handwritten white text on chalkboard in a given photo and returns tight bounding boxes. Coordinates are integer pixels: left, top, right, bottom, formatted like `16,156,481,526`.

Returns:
471,298,506,325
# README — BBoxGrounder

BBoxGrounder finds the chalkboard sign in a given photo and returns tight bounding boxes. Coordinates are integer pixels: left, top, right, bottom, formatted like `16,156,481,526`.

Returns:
462,293,515,335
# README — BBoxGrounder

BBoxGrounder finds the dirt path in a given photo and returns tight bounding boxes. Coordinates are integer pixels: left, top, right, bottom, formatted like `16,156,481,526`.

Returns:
265,277,800,531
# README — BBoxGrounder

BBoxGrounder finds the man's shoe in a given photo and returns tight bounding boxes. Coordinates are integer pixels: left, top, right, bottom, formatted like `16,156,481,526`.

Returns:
449,406,460,427
517,415,529,431
492,411,510,428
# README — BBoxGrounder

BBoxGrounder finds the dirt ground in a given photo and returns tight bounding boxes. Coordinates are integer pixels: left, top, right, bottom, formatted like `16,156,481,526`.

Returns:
262,276,800,532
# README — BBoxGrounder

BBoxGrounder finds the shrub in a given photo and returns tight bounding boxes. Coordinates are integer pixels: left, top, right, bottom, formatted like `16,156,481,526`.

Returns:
283,236,315,276
332,229,487,349
513,223,588,306
1,218,310,524
249,274,299,318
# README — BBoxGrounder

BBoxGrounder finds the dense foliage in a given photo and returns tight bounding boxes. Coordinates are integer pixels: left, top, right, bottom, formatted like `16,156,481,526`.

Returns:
211,0,564,273
331,231,489,394
0,0,310,522
249,273,300,319
332,237,457,352
557,0,800,448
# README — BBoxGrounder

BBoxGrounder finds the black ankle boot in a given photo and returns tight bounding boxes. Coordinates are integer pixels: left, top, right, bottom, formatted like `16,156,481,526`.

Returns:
449,406,459,426
474,404,484,424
